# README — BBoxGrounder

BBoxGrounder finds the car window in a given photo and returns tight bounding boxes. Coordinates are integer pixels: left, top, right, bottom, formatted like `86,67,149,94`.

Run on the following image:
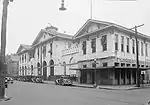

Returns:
63,77,70,79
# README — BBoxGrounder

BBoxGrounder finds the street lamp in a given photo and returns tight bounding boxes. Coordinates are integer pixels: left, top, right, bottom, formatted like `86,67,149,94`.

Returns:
94,58,97,87
59,0,66,11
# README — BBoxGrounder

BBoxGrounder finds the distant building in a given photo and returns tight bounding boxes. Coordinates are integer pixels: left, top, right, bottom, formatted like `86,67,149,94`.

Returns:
5,54,19,76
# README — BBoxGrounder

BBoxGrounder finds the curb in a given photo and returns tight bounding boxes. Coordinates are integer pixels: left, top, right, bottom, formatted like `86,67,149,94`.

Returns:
0,97,12,102
72,84,94,88
43,81,150,90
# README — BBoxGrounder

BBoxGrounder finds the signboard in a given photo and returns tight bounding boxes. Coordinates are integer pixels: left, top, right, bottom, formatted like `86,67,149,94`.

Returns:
116,58,150,65
116,58,135,63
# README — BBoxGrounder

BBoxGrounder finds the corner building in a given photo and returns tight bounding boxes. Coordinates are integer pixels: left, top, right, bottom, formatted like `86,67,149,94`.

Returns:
65,19,150,85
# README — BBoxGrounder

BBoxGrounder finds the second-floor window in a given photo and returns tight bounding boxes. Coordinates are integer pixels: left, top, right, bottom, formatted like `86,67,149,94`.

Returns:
126,37,129,53
50,43,52,55
25,54,26,62
20,56,21,62
132,39,135,54
121,36,124,52
145,43,148,56
43,45,46,58
91,38,96,53
92,63,96,68
138,41,140,56
83,65,87,68
82,41,86,55
37,48,39,59
101,35,107,51
22,55,24,62
141,42,144,56
115,34,118,51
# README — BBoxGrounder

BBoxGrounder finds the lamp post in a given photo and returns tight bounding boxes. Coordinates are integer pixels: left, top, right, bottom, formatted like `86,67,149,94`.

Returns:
0,0,13,100
94,58,97,87
59,0,66,11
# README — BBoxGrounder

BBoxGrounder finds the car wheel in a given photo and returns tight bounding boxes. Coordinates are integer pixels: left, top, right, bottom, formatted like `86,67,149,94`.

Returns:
55,82,57,85
62,82,64,86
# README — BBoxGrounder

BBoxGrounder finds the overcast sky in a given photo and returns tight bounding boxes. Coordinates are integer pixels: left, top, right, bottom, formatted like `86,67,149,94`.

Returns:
0,0,150,54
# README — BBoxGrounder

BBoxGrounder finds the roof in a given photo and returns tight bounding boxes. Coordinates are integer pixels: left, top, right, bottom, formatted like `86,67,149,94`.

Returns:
74,19,150,40
16,44,32,54
32,27,73,46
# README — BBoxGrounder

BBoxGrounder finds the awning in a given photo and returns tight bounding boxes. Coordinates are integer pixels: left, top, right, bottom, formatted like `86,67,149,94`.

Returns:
69,66,114,71
115,67,150,70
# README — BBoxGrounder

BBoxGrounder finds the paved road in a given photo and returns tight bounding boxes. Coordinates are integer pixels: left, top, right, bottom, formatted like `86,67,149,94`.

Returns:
1,81,150,105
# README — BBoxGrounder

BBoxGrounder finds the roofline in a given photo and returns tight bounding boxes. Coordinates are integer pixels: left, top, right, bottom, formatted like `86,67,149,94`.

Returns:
74,19,113,38
74,24,150,41
74,25,113,39
74,19,150,41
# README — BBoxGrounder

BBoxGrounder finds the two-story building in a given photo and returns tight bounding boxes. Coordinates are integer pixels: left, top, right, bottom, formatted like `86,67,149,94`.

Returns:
17,25,73,80
63,19,150,85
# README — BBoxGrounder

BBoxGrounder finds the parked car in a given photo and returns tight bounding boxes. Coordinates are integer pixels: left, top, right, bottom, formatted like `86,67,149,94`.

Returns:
55,75,73,86
5,78,8,88
35,76,44,83
9,77,13,83
145,100,150,105
5,77,13,84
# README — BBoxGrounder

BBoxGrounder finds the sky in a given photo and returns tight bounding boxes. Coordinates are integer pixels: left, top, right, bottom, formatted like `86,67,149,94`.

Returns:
0,0,150,54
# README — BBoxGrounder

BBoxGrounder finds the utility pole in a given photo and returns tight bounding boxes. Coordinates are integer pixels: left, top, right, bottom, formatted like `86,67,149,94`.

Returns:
0,0,13,100
94,58,97,87
130,24,144,87
0,0,9,99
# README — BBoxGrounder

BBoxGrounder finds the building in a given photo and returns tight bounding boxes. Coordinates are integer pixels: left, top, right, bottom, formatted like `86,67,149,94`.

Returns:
17,19,150,85
5,54,19,76
63,19,150,85
17,25,73,80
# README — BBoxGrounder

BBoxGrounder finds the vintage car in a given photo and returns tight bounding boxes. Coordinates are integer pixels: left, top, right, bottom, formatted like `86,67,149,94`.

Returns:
145,100,150,105
5,77,13,84
55,76,73,86
31,76,44,83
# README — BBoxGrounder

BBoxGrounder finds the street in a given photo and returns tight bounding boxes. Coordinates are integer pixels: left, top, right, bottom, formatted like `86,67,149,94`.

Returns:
1,81,150,105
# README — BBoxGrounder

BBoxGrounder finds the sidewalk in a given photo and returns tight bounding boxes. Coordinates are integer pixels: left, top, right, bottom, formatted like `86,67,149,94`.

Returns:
43,81,150,90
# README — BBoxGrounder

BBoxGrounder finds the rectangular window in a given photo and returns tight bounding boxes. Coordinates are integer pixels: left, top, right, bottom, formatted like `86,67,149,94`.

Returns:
138,41,140,56
145,43,148,56
43,45,46,58
83,65,87,68
92,63,96,68
115,34,118,51
22,55,24,62
82,41,86,55
20,56,21,62
37,48,39,59
91,38,96,53
141,42,144,56
127,37,129,53
50,43,52,55
103,62,108,67
101,35,107,51
25,54,26,62
132,39,135,54
121,36,124,52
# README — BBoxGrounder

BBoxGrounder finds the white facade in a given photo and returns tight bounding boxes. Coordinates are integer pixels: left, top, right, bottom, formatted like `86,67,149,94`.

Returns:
17,19,150,85
17,26,73,80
